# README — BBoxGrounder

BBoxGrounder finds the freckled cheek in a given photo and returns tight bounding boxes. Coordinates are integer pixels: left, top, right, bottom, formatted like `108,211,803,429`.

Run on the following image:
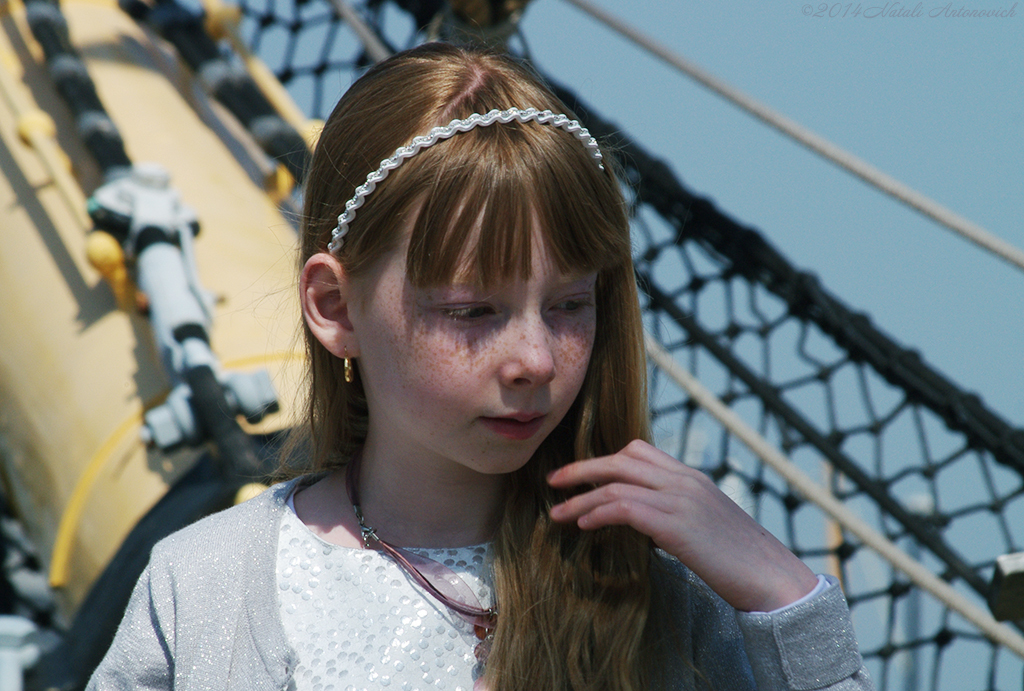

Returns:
397,327,477,396
555,322,596,382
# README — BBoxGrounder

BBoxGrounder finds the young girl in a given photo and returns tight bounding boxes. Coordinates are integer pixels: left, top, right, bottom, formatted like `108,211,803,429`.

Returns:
90,43,872,690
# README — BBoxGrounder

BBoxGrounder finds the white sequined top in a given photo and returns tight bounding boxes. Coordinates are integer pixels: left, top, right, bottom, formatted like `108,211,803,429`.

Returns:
277,502,493,691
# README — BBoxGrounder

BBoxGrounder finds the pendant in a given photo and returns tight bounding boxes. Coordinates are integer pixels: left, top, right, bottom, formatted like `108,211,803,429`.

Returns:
473,632,493,663
473,630,493,691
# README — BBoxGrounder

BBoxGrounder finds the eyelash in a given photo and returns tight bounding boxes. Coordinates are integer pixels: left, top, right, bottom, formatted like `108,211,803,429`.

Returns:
440,297,593,322
556,298,593,312
441,305,494,321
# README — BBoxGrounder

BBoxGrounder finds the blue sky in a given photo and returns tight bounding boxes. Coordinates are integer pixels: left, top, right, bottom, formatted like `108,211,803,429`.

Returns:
518,0,1024,425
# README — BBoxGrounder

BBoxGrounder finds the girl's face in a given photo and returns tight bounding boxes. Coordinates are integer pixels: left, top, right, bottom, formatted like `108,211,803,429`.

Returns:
348,222,597,479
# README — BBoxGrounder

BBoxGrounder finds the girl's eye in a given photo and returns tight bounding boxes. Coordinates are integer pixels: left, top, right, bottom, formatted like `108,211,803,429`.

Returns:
441,305,494,321
555,297,594,313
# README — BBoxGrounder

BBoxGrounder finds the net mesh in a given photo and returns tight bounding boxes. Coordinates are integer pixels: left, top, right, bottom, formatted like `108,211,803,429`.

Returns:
632,201,1024,690
227,2,1024,687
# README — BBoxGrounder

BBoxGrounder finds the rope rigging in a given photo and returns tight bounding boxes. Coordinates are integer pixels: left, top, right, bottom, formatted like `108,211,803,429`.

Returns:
643,333,1024,659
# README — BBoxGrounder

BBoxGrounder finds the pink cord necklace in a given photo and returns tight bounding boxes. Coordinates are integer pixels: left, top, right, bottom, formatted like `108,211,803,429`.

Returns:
344,457,497,665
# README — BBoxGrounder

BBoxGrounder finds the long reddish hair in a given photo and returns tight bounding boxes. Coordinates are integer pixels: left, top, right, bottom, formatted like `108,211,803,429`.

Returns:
293,43,681,689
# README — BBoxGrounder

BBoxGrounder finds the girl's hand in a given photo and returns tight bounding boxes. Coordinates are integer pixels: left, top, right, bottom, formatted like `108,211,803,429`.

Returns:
548,439,818,613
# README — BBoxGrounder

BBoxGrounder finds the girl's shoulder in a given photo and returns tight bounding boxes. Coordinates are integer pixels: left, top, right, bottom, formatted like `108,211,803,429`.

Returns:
147,477,303,576
93,478,305,689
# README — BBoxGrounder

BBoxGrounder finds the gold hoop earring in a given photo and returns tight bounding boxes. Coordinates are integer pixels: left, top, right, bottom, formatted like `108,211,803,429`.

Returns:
343,355,354,383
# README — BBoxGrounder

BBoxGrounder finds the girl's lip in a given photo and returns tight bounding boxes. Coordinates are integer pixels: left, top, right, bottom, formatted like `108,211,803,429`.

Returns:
479,415,546,440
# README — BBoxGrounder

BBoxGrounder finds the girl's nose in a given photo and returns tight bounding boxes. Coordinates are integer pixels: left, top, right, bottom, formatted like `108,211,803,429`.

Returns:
499,316,556,388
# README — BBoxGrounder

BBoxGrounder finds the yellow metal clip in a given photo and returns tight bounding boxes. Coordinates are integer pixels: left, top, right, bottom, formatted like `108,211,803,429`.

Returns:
86,230,136,310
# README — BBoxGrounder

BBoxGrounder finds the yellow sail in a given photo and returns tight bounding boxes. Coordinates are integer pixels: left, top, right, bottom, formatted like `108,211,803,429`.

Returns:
0,0,302,618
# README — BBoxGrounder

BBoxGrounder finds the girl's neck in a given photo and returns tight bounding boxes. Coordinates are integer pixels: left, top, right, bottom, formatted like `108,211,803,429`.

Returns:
354,440,505,548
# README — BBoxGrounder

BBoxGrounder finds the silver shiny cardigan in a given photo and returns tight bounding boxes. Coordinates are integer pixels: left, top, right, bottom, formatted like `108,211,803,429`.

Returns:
88,480,874,690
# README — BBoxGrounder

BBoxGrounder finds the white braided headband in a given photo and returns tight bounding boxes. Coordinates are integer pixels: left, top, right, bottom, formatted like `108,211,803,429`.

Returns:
328,107,603,254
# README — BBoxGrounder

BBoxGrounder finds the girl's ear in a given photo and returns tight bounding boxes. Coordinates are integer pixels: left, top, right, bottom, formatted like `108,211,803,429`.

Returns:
300,252,360,359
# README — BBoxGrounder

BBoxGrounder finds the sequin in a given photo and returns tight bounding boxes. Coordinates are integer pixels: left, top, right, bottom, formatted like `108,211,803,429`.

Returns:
279,504,491,691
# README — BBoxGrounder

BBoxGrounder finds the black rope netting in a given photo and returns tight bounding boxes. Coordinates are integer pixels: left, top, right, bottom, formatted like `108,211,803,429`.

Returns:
609,115,1024,691
234,0,397,117
222,2,1024,688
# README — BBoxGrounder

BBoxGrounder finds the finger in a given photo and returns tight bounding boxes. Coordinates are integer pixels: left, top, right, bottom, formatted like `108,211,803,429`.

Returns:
569,494,676,542
613,439,696,473
548,451,701,492
550,482,679,524
547,456,661,491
